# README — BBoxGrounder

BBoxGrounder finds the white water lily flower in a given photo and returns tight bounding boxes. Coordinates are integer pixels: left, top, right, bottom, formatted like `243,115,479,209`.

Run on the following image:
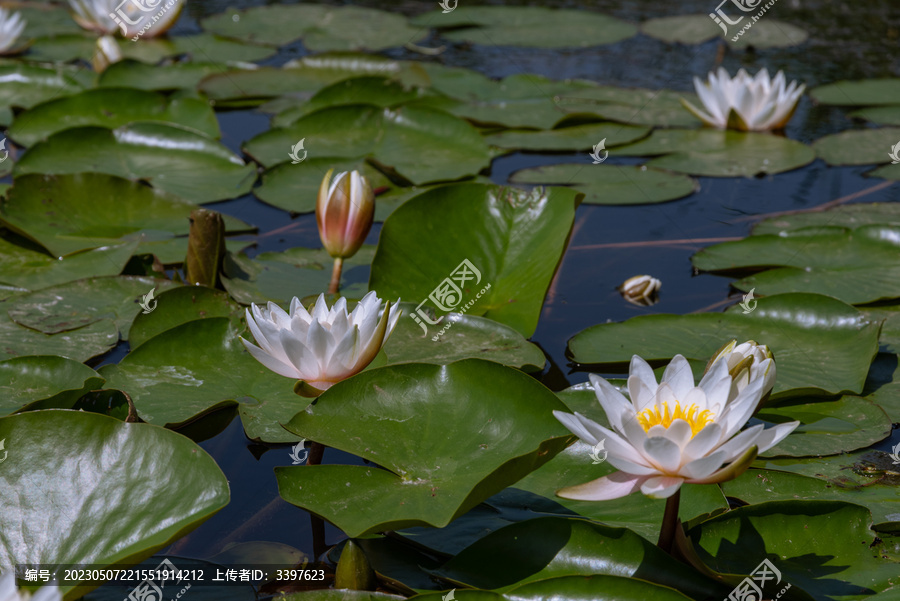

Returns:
241,292,400,392
0,572,62,601
0,9,25,54
682,68,805,131
68,0,184,38
705,339,776,402
553,349,799,500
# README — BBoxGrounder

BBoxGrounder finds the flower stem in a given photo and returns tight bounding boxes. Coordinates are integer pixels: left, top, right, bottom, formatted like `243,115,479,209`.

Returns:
657,489,681,554
328,257,343,294
307,441,325,466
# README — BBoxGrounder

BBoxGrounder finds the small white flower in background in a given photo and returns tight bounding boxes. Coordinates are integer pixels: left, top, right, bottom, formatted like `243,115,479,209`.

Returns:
0,572,61,601
553,342,798,500
705,339,776,403
618,275,661,306
0,8,25,54
241,292,400,394
682,68,805,131
589,138,608,164
68,0,120,35
889,141,900,165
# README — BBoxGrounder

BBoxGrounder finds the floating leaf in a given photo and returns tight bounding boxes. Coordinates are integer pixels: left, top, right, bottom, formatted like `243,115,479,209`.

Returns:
568,293,880,397
277,360,574,537
0,311,118,362
99,60,232,91
553,87,703,128
0,64,84,109
370,184,579,337
129,286,243,350
15,124,257,203
811,79,900,106
9,88,220,146
641,14,808,48
485,122,650,151
813,127,900,165
848,105,900,125
245,105,491,185
510,164,697,205
0,410,229,599
0,173,251,258
752,202,900,234
414,6,637,48
0,355,104,415
170,33,276,63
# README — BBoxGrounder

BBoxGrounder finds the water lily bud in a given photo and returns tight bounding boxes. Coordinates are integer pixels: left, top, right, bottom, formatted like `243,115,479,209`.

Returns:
618,275,661,306
91,35,122,73
704,339,776,401
334,539,377,591
316,169,374,260
185,208,226,288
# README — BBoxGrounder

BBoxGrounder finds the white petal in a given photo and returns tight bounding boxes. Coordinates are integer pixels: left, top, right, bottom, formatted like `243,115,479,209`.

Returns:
682,423,724,461
680,450,727,480
639,475,685,499
241,338,300,379
558,471,648,501
590,373,632,432
661,419,693,450
716,423,765,463
754,421,801,454
661,355,695,399
643,436,682,473
553,410,600,446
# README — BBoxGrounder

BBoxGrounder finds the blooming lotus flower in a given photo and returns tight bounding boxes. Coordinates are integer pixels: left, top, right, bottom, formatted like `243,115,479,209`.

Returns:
317,169,374,261
68,0,184,38
0,572,61,601
553,348,798,500
241,292,400,394
0,9,25,54
682,68,805,131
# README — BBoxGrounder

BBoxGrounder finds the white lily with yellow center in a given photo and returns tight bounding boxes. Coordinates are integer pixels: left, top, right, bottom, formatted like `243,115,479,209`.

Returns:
553,342,798,500
682,68,805,131
241,291,400,393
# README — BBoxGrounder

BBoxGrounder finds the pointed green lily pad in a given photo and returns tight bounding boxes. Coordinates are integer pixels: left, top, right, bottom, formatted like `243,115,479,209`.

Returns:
170,33,276,62
18,4,84,38
687,501,898,599
510,164,697,205
15,124,257,203
245,105,491,184
221,246,375,305
0,410,229,599
0,234,137,291
414,7,637,48
869,162,900,180
553,87,703,128
98,317,306,441
202,5,425,51
641,14,808,48
276,360,574,537
0,173,251,257
0,355,104,415
418,576,696,601
811,79,900,106
752,202,900,235
756,396,892,457
99,60,231,91
485,122,650,151
9,88,220,145
568,293,880,397
813,127,900,165
0,308,118,362
616,129,814,176
0,63,84,109
848,106,900,125
723,468,900,526
433,517,727,598
370,184,579,338
129,286,243,350
383,302,545,370
4,276,181,339
27,34,176,64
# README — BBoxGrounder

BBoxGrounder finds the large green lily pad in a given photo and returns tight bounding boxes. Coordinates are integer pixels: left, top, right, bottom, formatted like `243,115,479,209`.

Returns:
567,293,880,397
0,410,229,599
552,87,703,129
641,14,808,48
5,276,181,339
9,88,220,146
848,106,900,125
813,127,900,165
414,6,637,48
413,576,695,600
688,501,899,599
244,104,491,184
98,60,233,91
370,184,579,338
617,129,815,176
0,234,137,291
811,79,900,106
485,122,650,151
99,317,306,441
0,173,251,258
276,360,574,537
221,246,374,306
383,302,545,370
433,517,728,598
0,355,103,415
510,164,697,205
170,33,277,63
752,202,900,235
0,308,118,362
0,63,84,109
129,286,243,350
15,124,257,203
201,4,425,51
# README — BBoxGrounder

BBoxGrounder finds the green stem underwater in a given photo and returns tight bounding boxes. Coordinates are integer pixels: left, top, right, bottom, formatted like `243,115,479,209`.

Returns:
657,489,681,554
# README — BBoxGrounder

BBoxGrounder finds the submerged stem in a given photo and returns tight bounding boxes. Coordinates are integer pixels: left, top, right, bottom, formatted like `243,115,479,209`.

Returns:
657,489,681,554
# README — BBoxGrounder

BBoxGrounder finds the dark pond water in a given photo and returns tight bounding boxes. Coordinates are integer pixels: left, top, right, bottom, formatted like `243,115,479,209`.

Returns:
134,0,900,567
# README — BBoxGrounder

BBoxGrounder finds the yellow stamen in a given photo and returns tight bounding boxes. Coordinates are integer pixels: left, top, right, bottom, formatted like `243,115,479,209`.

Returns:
636,401,714,437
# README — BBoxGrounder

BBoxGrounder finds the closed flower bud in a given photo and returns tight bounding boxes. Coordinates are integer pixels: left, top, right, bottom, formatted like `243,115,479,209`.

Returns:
618,275,661,306
316,169,374,260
